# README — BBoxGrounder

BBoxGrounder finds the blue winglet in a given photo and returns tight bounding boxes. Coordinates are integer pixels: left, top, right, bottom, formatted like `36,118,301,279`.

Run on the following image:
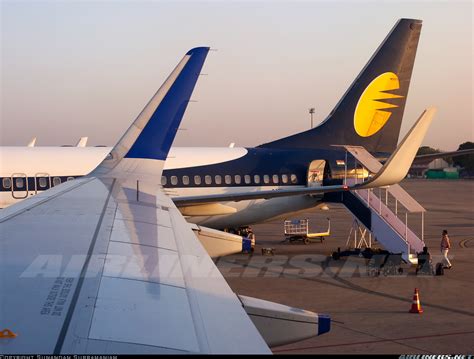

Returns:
125,47,210,161
318,314,331,335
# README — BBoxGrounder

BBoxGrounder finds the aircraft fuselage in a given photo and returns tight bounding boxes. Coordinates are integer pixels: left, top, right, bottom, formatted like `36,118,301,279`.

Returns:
0,146,356,228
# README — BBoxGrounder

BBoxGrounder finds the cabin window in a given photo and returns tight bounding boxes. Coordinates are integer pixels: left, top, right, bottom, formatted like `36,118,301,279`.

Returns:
282,174,289,184
161,176,167,186
2,177,12,189
205,175,212,185
194,175,201,185
15,177,25,188
67,177,75,182
52,177,61,187
182,176,190,185
244,175,251,184
223,175,231,185
38,177,48,188
234,175,241,184
290,174,298,184
272,175,279,184
171,176,178,185
263,175,270,184
254,175,260,184
215,175,222,185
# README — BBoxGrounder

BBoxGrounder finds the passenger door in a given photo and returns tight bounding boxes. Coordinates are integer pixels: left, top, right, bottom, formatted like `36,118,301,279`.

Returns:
11,173,28,199
307,160,326,187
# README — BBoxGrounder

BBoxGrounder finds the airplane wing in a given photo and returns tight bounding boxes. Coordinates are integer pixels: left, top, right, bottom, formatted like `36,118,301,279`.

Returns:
0,179,271,354
173,108,436,207
173,184,349,206
0,47,272,354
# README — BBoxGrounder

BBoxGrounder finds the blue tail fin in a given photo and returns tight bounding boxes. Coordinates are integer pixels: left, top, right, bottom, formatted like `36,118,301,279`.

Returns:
259,19,422,153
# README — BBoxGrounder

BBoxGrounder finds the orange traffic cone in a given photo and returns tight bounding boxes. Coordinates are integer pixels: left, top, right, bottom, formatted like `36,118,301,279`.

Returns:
409,288,423,313
0,329,17,338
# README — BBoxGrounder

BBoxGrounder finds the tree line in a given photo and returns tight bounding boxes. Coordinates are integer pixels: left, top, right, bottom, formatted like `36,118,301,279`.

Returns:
417,142,474,171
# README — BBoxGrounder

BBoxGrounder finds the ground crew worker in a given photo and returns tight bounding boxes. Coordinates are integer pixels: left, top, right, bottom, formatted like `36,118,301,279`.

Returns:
247,227,256,253
416,246,433,275
440,229,452,269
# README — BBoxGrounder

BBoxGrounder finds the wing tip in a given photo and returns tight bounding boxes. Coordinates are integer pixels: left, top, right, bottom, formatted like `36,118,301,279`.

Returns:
186,47,211,56
318,314,331,336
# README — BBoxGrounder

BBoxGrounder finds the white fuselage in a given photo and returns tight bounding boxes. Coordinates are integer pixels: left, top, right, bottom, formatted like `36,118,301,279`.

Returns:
0,146,321,229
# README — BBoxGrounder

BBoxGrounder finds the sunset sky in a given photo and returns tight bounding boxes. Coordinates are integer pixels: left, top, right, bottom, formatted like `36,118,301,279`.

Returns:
1,0,472,151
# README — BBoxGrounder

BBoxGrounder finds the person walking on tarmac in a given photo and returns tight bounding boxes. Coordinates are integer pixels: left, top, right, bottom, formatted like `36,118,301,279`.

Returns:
441,229,452,269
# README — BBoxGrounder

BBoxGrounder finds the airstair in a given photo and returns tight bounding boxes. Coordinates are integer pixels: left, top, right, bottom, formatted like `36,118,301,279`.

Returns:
325,146,426,263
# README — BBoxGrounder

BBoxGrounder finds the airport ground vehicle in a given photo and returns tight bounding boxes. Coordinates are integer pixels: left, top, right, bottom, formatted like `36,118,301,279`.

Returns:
283,218,330,244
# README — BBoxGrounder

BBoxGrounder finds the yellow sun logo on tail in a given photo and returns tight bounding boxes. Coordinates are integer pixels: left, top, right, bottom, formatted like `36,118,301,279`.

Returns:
354,72,403,137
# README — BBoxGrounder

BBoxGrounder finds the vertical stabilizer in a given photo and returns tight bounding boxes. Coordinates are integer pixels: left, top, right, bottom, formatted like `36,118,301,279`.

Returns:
259,19,422,153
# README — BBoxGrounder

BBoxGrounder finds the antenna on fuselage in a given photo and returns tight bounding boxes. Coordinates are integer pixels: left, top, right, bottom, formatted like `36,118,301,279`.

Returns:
309,108,315,129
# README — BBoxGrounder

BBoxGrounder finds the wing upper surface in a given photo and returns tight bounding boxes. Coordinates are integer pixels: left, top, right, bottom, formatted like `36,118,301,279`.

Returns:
0,178,270,354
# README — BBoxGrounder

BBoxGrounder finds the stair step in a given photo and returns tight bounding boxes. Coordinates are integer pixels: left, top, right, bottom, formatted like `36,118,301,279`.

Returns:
333,146,427,260
354,189,425,255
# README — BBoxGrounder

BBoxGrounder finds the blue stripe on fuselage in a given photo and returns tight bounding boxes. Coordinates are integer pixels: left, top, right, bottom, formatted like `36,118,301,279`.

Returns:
162,147,350,187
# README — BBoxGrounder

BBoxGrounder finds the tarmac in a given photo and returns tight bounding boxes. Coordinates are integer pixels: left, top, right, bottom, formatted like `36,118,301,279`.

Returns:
216,179,474,354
